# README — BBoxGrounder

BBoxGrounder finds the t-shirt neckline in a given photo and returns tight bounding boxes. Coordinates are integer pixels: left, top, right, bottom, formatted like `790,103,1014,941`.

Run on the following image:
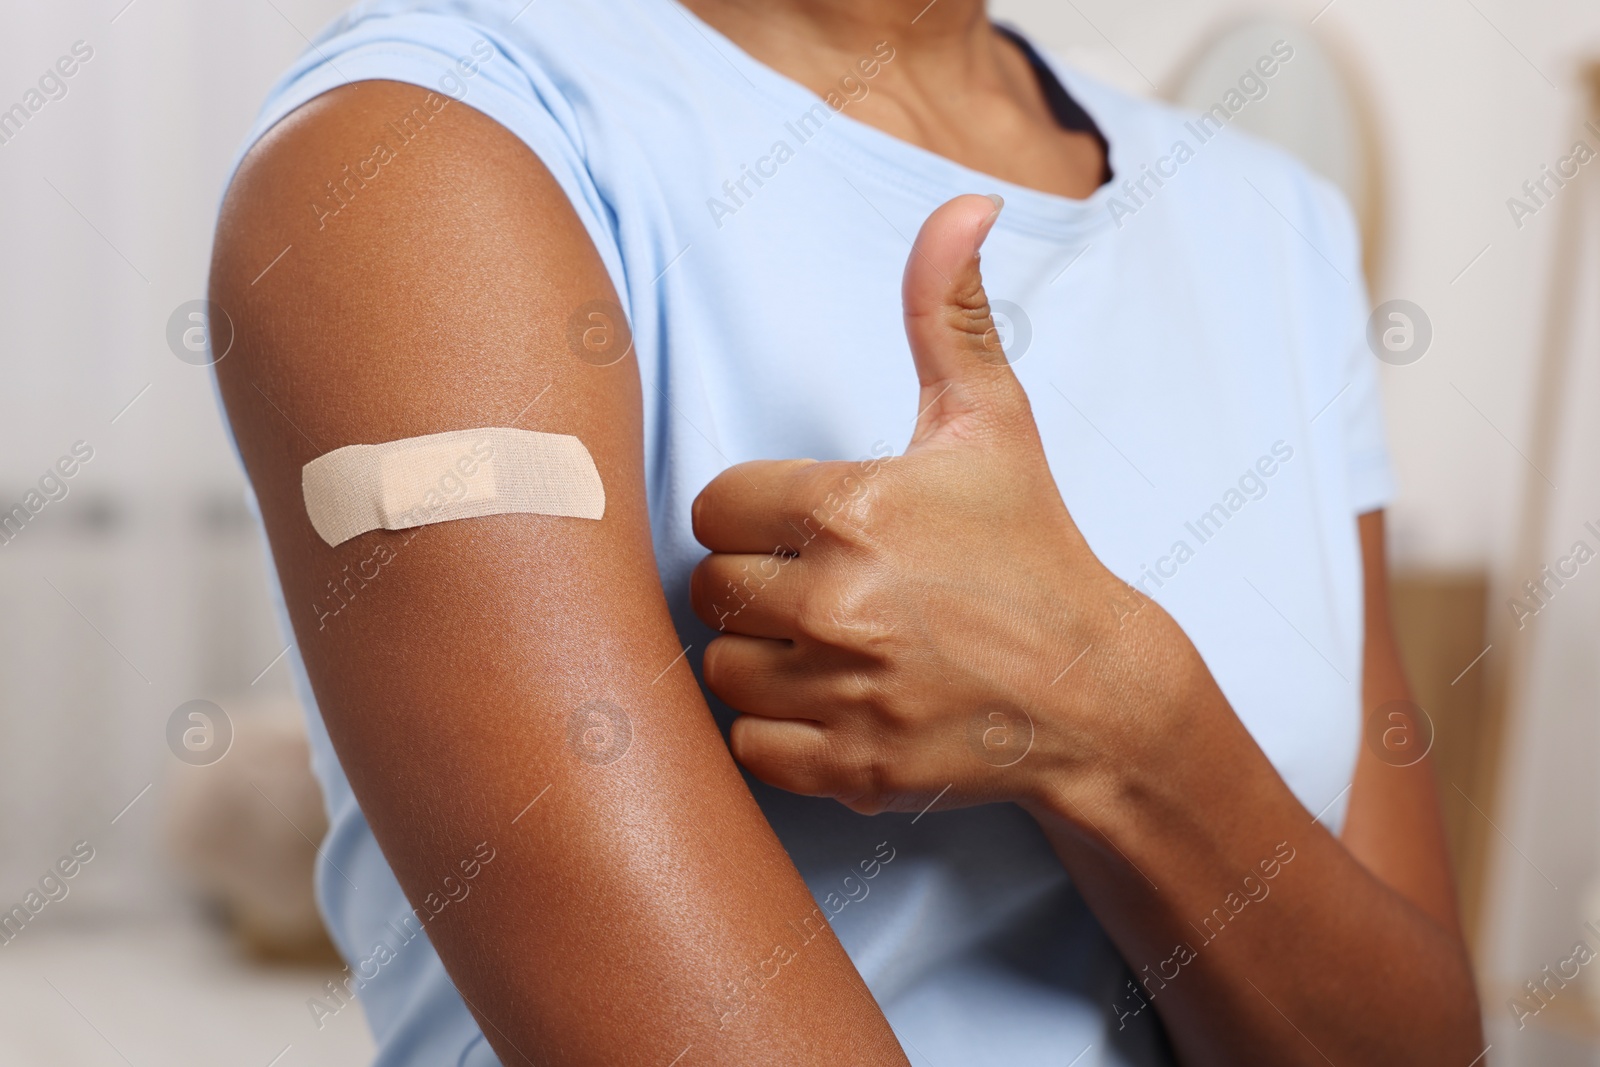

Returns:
647,0,1122,241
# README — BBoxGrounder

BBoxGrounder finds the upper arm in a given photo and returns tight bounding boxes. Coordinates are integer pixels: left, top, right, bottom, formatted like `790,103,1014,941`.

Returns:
1340,509,1464,938
210,80,906,1066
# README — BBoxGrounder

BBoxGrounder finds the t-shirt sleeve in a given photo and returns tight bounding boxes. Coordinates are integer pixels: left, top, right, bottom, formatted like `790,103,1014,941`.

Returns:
221,9,626,302
1315,181,1397,516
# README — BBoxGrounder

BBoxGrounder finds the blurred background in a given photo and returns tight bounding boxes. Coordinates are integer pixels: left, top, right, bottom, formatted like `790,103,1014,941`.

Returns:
1,0,1596,1063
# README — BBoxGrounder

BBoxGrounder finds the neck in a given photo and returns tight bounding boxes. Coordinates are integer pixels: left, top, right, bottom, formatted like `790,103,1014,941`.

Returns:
675,0,1109,201
680,0,998,82
731,0,989,40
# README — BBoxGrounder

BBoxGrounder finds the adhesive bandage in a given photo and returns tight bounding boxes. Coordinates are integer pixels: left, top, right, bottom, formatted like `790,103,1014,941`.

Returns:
302,427,604,547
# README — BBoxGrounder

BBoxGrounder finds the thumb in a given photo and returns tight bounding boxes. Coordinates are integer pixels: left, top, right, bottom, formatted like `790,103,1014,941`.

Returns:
902,193,1029,448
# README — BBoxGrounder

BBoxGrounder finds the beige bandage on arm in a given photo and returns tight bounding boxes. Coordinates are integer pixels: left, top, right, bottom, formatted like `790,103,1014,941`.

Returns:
302,427,605,547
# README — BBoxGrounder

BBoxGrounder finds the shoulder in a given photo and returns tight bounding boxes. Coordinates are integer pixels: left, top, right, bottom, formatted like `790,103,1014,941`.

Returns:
263,0,686,118
222,0,699,208
216,1,668,305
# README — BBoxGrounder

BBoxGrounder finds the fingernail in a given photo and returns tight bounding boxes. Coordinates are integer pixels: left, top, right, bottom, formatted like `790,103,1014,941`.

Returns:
976,194,1005,254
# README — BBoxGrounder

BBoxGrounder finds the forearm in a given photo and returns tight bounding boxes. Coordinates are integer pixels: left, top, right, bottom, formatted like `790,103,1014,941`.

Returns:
1021,653,1481,1065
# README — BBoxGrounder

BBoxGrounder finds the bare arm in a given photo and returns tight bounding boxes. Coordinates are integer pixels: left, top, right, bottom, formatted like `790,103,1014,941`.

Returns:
1022,510,1483,1065
1342,510,1464,930
210,80,909,1067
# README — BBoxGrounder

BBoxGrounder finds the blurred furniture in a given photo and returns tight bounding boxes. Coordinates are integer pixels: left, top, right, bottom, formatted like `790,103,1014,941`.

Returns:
165,698,337,962
1389,574,1496,946
1167,16,1383,280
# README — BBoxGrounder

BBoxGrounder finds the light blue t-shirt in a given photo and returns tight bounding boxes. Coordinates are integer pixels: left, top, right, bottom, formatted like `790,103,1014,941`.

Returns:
220,2,1394,1064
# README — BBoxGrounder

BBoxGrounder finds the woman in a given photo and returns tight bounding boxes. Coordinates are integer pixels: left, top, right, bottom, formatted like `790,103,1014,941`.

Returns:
209,0,1483,1063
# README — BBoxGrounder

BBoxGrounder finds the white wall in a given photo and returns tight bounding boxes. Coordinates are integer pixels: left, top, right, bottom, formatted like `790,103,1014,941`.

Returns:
0,0,358,921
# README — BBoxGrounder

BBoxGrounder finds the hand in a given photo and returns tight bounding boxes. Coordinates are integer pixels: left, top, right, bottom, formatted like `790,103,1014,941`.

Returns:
689,195,1200,816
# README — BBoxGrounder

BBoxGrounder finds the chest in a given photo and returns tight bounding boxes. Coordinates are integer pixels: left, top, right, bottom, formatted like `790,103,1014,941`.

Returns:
630,170,1365,827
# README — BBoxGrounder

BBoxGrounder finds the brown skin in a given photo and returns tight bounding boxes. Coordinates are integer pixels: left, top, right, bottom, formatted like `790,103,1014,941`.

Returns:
209,83,910,1066
683,6,1482,1058
213,0,1480,1061
682,0,1107,200
689,195,1484,1062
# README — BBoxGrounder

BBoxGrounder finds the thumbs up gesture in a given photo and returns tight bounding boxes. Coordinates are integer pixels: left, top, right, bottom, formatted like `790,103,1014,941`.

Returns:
690,195,1194,815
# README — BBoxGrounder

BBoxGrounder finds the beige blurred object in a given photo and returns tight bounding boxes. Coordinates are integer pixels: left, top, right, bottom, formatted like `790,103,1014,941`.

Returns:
1388,574,1495,946
165,699,337,962
1166,15,1385,282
